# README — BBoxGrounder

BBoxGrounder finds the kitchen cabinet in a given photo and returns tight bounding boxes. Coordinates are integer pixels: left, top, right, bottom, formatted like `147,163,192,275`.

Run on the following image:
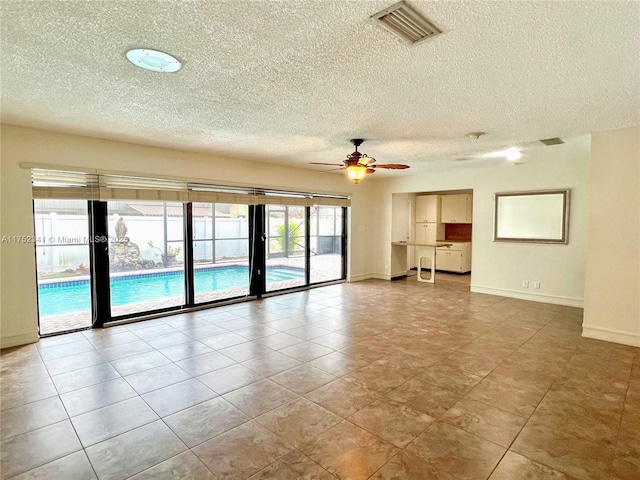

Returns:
441,194,472,223
415,195,440,223
436,242,471,273
415,222,444,245
414,195,444,268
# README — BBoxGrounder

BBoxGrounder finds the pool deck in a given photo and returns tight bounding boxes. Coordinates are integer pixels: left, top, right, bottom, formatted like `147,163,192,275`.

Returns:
39,255,342,335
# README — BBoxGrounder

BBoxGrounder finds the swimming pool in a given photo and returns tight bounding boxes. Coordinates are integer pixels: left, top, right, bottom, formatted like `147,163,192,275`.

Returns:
38,265,304,316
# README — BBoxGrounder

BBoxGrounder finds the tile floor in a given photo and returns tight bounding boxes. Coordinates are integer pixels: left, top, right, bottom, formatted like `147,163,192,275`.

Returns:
1,274,638,480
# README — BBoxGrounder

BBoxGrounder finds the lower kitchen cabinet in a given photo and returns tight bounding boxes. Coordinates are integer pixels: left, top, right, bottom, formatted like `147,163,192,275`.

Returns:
436,242,471,273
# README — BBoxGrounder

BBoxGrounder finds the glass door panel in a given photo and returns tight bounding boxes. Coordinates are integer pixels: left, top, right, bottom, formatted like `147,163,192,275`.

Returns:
107,201,185,317
310,206,343,283
265,205,306,292
34,199,92,335
192,203,250,303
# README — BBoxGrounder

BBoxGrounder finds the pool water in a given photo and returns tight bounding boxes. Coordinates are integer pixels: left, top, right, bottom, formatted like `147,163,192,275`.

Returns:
38,265,303,316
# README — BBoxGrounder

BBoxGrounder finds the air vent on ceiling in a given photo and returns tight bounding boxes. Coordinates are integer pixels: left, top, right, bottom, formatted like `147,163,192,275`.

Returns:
371,1,442,45
539,137,564,146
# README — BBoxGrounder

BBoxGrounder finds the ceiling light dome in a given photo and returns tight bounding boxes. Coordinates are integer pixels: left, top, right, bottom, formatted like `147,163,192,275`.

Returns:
505,148,522,161
126,49,181,73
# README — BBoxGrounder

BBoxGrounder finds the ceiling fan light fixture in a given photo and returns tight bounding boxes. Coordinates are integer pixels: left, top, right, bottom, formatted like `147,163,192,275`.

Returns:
346,165,367,183
309,139,409,182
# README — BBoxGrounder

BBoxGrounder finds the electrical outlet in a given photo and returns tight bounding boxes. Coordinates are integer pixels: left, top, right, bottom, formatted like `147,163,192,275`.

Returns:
534,281,540,289
522,280,529,288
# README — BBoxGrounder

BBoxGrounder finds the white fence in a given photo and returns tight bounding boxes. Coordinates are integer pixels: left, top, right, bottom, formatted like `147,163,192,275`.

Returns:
34,214,339,274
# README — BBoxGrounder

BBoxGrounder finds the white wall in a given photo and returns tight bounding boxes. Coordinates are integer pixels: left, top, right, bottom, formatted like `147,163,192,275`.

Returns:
583,126,640,347
364,136,591,307
0,124,373,348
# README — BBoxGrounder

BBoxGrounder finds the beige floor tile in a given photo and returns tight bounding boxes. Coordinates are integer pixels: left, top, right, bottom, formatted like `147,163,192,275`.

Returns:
129,451,216,480
51,363,121,394
197,364,263,394
385,378,460,418
0,420,82,479
41,350,106,376
8,451,97,480
85,421,186,480
406,421,505,480
163,397,250,447
175,351,236,376
71,397,158,447
307,351,370,376
610,455,640,480
247,450,335,479
435,351,503,377
529,396,621,448
465,379,543,418
370,451,457,480
349,398,435,448
124,364,191,395
109,350,172,376
487,361,559,395
300,420,399,480
440,398,527,447
489,451,579,479
192,421,292,480
255,397,341,448
278,341,335,362
511,420,615,480
222,378,298,417
338,341,391,364
305,378,380,417
0,362,47,386
241,351,302,376
343,360,415,394
543,383,626,416
270,364,336,394
417,365,483,395
141,378,217,417
0,396,68,441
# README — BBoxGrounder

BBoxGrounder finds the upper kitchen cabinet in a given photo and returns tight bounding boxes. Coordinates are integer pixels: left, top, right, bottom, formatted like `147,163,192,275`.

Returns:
415,195,440,223
441,194,473,224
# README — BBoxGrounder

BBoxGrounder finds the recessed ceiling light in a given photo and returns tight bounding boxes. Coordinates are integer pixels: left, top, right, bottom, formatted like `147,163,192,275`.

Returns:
126,49,181,73
505,148,522,161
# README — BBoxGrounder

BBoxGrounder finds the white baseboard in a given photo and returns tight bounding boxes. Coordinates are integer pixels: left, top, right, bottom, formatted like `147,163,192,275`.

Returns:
1,331,39,349
582,325,640,347
470,285,584,308
370,273,391,281
348,273,391,282
348,273,371,282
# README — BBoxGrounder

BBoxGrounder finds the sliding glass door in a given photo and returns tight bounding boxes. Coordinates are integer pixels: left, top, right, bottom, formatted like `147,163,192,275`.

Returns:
192,203,250,303
265,205,307,292
34,196,347,334
107,201,185,317
34,199,93,335
310,206,344,283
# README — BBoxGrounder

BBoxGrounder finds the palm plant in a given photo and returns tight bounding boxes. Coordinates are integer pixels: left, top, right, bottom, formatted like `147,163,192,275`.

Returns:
275,220,302,255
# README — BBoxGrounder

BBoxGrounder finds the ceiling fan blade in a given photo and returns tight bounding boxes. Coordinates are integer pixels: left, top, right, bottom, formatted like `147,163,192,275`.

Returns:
309,162,344,166
322,167,345,172
373,164,411,169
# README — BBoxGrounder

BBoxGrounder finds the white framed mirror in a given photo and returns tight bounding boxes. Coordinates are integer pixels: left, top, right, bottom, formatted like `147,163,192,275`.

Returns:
494,189,569,244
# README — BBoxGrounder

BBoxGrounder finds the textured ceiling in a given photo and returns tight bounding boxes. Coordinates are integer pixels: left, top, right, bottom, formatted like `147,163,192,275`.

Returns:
1,1,639,176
